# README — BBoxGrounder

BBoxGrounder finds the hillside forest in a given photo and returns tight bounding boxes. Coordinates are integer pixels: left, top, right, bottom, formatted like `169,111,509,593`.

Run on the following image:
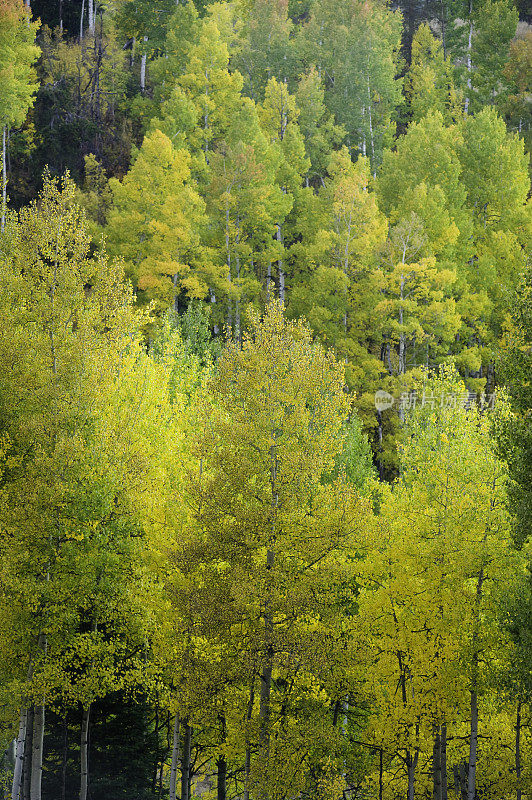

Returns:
1,0,532,798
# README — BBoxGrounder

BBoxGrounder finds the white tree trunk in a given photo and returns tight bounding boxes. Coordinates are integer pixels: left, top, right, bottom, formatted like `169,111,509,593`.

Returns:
140,37,148,92
30,701,45,800
11,709,27,800
88,0,95,35
181,721,192,800
367,71,375,170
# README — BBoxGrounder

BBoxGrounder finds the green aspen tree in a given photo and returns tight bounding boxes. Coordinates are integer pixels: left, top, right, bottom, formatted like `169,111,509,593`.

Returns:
173,304,372,800
299,0,402,167
289,147,387,392
233,0,294,101
259,77,310,304
0,0,39,232
204,99,288,337
295,67,345,186
405,23,461,124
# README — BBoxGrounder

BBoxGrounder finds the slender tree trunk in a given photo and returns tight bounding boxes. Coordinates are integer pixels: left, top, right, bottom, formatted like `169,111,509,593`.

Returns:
406,749,418,800
225,201,233,335
1,125,7,234
468,567,484,800
276,224,284,304
516,698,522,800
60,714,68,800
169,714,180,800
152,704,160,794
88,0,95,34
181,720,192,800
235,222,241,345
259,551,274,752
257,437,279,799
379,748,383,800
140,37,148,92
216,713,227,800
367,71,375,169
441,724,448,800
464,0,473,115
266,261,272,301
80,0,85,40
22,707,34,800
399,275,405,377
244,672,255,800
433,727,442,800
30,701,45,800
467,688,478,800
440,0,446,57
173,274,179,314
11,708,27,800
79,705,90,800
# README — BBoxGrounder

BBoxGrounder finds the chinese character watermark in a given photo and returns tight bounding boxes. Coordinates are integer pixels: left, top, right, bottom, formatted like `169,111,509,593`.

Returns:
374,389,497,412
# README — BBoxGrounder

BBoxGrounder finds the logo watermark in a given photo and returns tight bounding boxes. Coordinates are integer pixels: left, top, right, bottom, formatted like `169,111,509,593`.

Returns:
375,389,497,412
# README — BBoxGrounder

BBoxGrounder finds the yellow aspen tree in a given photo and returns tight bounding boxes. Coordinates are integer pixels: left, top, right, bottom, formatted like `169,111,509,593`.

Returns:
166,303,373,800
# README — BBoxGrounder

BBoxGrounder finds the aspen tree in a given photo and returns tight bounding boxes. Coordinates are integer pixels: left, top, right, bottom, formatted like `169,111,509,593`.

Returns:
259,78,310,304
106,129,208,312
299,0,402,166
170,304,372,799
405,24,461,124
358,372,518,799
289,147,387,391
0,0,38,232
0,175,172,800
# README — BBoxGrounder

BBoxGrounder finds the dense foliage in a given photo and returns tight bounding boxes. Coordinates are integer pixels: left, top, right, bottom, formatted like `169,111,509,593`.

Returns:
0,0,531,799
